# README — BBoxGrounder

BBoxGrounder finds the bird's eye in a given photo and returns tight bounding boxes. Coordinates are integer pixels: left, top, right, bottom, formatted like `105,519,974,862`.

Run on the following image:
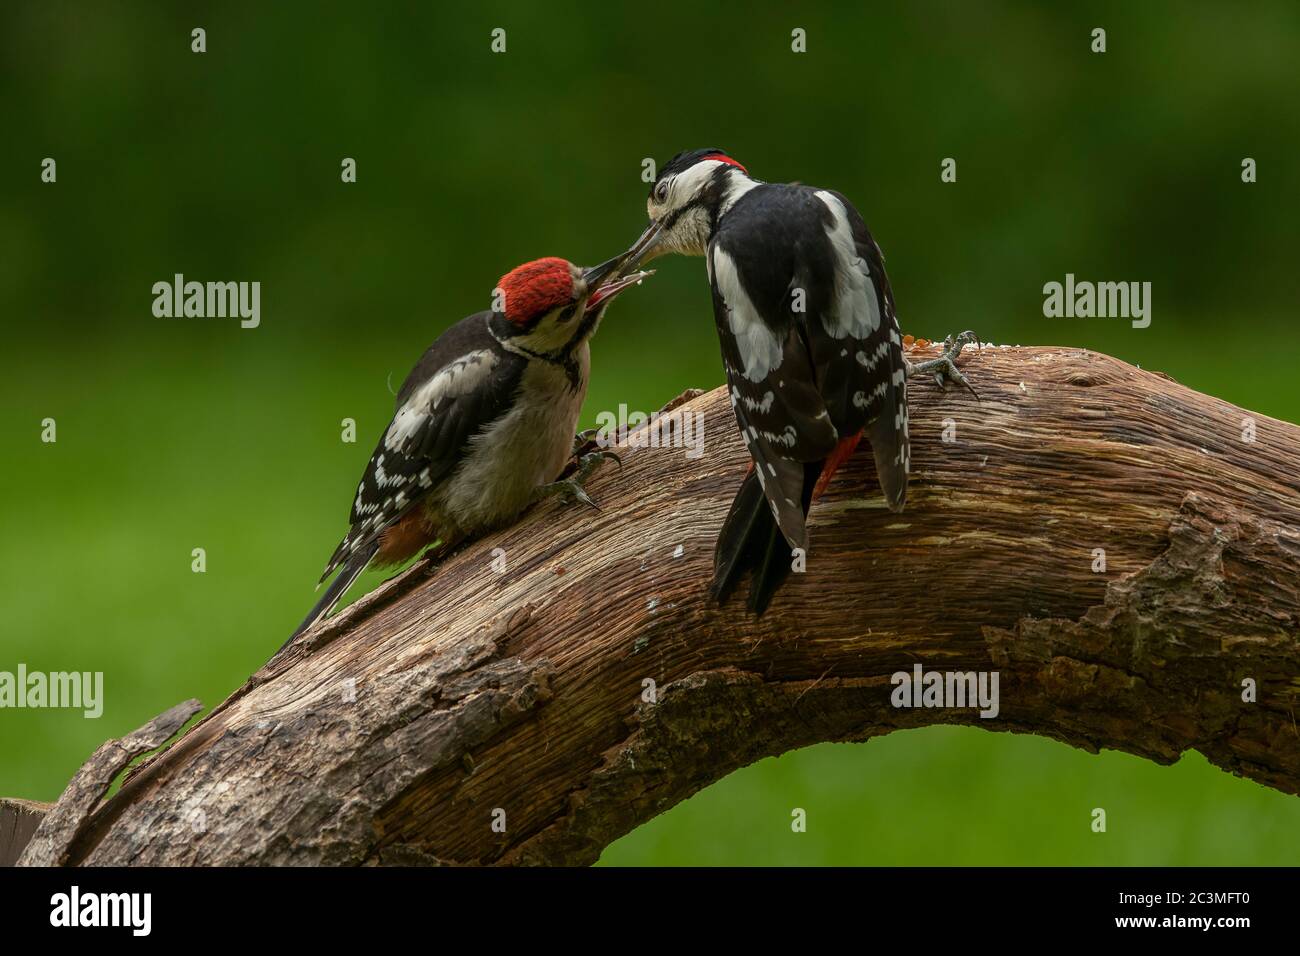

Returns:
655,179,670,203
557,304,578,323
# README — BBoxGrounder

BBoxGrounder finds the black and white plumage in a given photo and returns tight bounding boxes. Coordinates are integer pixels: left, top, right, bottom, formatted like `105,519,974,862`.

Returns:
633,149,909,612
318,322,523,585
284,256,650,648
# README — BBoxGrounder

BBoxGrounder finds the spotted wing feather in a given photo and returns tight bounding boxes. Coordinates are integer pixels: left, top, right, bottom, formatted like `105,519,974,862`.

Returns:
708,228,836,551
319,313,524,582
813,188,909,507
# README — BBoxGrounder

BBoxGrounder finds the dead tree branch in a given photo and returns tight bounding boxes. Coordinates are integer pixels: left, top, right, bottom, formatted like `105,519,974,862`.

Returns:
15,344,1300,866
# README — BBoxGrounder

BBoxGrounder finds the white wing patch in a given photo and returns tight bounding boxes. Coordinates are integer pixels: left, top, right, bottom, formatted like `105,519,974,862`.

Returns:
815,190,881,339
384,349,498,453
712,246,784,383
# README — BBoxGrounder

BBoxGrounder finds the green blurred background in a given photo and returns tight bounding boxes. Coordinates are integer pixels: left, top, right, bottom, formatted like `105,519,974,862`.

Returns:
2,1,1297,864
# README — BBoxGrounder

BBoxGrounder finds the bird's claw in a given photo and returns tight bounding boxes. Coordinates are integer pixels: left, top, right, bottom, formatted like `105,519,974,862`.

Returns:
567,479,602,510
532,478,601,511
907,330,980,400
572,429,623,470
572,427,602,453
590,448,622,470
571,447,620,478
532,451,616,511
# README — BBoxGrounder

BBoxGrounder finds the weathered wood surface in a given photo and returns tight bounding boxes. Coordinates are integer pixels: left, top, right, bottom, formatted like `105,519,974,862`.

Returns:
16,344,1300,866
1,799,52,867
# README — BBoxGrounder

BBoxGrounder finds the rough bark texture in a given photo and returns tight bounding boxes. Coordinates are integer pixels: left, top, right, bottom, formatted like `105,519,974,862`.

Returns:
15,344,1300,867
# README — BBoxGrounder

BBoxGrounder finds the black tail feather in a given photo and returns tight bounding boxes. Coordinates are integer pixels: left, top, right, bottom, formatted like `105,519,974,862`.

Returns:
711,462,821,615
745,515,792,615
280,539,379,652
710,469,770,603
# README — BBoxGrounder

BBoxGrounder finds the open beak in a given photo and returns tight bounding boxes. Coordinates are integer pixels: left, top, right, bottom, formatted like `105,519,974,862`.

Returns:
584,267,654,312
620,218,664,272
582,220,664,291
581,256,623,293
582,222,661,313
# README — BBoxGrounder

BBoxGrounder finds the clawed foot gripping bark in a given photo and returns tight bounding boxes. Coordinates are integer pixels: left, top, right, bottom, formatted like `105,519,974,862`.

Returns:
13,343,1300,866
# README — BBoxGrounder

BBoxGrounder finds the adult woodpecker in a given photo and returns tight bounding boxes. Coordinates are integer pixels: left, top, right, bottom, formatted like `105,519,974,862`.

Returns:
282,253,653,649
620,148,975,613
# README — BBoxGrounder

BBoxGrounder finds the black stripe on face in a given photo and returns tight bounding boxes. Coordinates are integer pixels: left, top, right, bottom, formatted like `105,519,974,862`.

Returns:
568,306,602,348
490,303,557,336
654,169,732,247
660,202,693,233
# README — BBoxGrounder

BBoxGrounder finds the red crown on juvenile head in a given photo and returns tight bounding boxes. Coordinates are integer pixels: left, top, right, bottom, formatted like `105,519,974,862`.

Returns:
496,257,575,326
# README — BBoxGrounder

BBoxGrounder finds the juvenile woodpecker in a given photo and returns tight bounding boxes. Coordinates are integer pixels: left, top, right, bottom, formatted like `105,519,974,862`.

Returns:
283,254,652,648
621,148,974,613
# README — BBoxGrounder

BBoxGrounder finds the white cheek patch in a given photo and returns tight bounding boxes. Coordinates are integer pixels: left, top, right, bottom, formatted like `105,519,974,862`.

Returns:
815,190,881,339
385,349,497,452
659,161,754,257
668,160,725,206
712,246,784,383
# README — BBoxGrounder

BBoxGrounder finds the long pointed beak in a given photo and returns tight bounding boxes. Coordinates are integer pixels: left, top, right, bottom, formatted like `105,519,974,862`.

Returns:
621,219,664,271
581,256,623,291
581,220,664,292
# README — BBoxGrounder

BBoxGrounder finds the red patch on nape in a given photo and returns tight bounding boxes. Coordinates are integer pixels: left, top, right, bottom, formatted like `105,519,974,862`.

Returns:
496,257,574,325
703,153,747,175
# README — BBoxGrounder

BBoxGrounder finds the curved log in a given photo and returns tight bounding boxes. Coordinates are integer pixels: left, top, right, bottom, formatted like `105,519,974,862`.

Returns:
17,343,1300,866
